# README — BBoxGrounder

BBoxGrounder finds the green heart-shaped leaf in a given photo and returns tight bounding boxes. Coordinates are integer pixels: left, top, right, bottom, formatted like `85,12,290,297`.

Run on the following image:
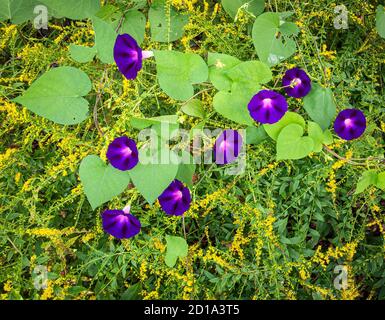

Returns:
154,50,208,101
308,121,333,153
181,99,206,119
276,124,314,160
40,0,100,20
264,112,306,141
69,45,97,63
1,0,100,23
323,130,334,145
213,90,255,126
70,12,146,64
165,235,188,267
68,16,115,64
355,170,378,195
0,0,38,24
129,149,179,204
118,10,146,45
376,5,385,39
376,172,385,191
225,60,272,92
252,12,298,66
221,0,265,19
94,4,120,21
208,52,241,91
175,151,195,188
303,83,336,130
13,66,91,125
79,155,131,210
246,125,268,145
213,60,272,125
355,170,385,195
92,16,117,64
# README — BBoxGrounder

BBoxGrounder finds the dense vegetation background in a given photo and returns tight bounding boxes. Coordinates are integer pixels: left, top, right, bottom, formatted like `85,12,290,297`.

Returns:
1,0,385,300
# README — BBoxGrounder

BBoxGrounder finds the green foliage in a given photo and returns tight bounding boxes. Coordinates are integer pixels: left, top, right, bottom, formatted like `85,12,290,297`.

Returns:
165,235,188,267
70,10,145,64
303,83,336,130
226,60,272,91
79,155,131,210
121,283,142,300
92,16,117,64
154,50,208,101
264,112,306,141
73,15,117,64
130,115,179,131
308,121,333,152
245,126,267,145
355,171,385,194
13,66,91,125
376,5,385,39
69,45,97,63
276,124,314,160
208,52,241,91
129,149,179,204
1,0,385,302
266,116,332,159
149,0,188,42
40,0,100,20
221,0,265,19
0,0,100,24
213,60,271,125
175,151,196,188
118,10,146,44
213,91,254,125
181,99,206,119
252,12,298,66
0,0,38,23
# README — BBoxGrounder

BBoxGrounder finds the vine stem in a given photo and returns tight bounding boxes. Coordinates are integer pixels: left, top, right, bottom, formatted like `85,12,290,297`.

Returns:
180,87,212,107
93,69,107,137
182,216,187,239
323,145,385,167
323,145,363,165
92,10,128,137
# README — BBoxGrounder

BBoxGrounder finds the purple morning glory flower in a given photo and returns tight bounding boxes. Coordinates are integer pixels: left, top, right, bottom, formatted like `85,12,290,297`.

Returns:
106,136,139,171
158,180,191,216
334,109,366,141
282,68,312,98
113,34,153,80
248,90,288,124
213,129,243,165
102,206,141,239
